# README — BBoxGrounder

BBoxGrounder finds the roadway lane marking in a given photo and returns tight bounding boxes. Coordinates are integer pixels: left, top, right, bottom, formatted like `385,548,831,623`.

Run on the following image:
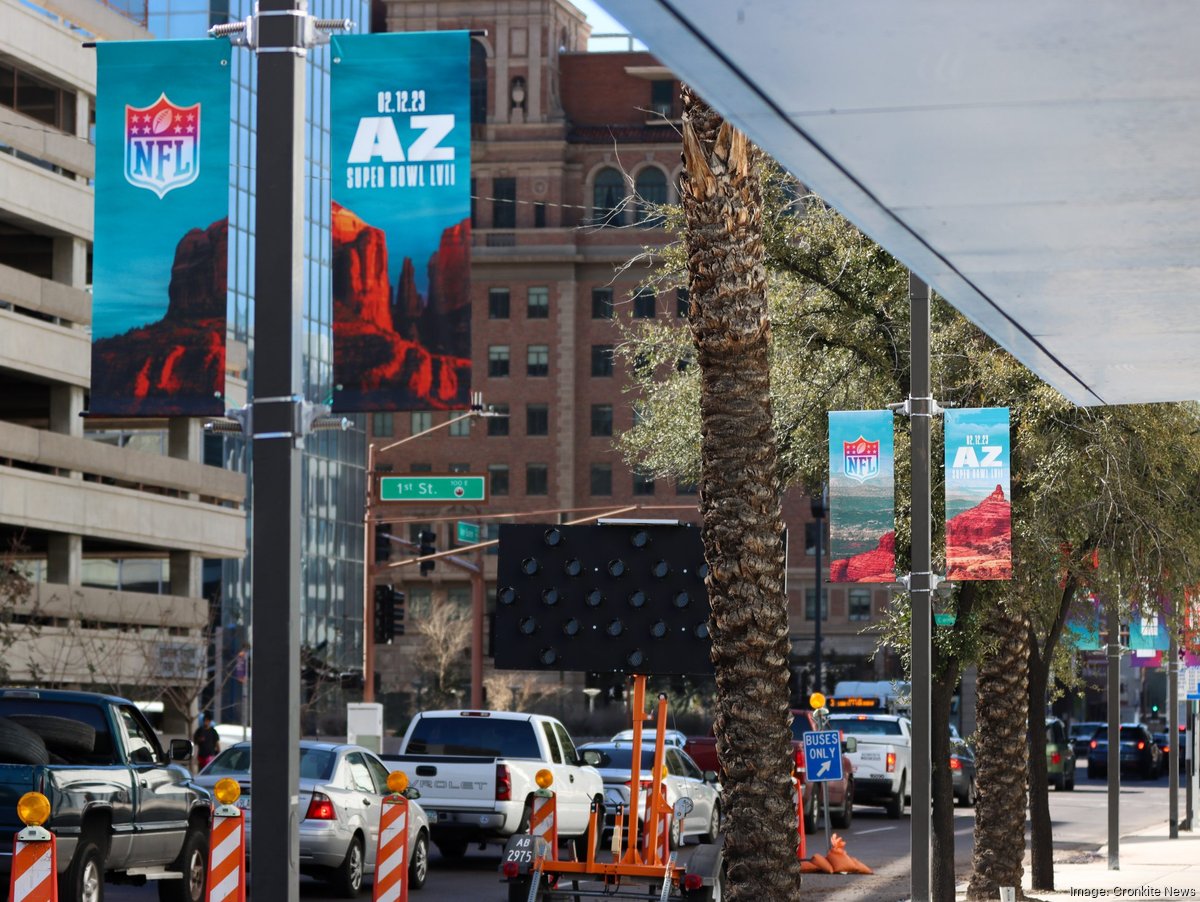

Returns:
854,826,898,835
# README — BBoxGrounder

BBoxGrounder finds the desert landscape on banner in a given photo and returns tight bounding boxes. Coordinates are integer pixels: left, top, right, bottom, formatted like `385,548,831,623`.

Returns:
945,484,1012,580
331,201,471,412
90,218,227,417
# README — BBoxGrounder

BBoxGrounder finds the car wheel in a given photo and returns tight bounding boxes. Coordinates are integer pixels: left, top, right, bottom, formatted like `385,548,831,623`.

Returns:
830,781,853,829
330,834,364,897
61,838,105,902
699,802,721,844
158,826,208,902
885,774,906,819
408,830,429,890
1064,768,1075,791
434,838,469,861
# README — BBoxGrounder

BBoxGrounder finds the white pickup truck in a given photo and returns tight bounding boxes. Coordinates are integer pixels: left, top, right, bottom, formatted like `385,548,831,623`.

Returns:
387,709,605,860
829,712,911,818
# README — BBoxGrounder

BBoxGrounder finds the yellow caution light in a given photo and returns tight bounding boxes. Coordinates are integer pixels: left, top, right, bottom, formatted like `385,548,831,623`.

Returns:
387,771,409,794
535,769,554,789
214,778,242,806
660,765,668,781
809,692,826,710
17,792,50,827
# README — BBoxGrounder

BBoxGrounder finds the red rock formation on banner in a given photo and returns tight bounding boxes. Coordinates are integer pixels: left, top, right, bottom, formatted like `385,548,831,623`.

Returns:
829,532,896,583
946,485,1012,580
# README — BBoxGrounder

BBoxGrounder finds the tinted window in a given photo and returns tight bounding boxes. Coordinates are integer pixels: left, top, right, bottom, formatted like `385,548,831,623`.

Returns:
119,706,162,764
345,752,375,792
829,717,902,736
0,698,116,764
592,747,664,771
205,746,251,775
542,722,563,764
1091,727,1148,743
364,753,391,794
300,748,337,780
553,723,580,767
405,717,541,758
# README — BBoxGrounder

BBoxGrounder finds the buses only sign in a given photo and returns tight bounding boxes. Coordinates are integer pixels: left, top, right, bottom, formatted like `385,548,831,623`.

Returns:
802,730,844,783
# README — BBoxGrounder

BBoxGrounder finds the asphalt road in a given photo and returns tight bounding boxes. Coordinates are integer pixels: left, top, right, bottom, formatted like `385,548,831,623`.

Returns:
99,758,1191,901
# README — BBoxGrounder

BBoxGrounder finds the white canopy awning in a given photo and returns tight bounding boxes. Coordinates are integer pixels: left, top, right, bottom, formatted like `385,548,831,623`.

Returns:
601,0,1200,406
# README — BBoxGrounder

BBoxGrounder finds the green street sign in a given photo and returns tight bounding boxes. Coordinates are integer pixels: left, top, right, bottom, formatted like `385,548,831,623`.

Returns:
456,521,480,544
379,475,487,503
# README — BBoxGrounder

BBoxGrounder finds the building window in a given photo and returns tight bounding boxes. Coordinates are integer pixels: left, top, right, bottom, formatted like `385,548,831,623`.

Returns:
590,464,612,496
493,177,516,228
849,589,872,621
527,345,549,377
633,288,656,318
635,168,668,225
676,287,690,318
526,403,549,436
526,463,549,496
0,63,77,133
676,481,698,495
449,462,471,473
448,586,471,610
488,345,510,377
591,345,614,377
527,287,549,319
805,588,828,621
408,587,433,620
488,464,509,495
592,288,614,319
371,412,393,438
593,167,625,226
411,411,432,435
591,404,613,437
633,472,655,496
449,414,471,437
470,39,488,125
410,462,432,473
488,288,510,319
487,403,510,436
650,79,675,119
534,203,547,227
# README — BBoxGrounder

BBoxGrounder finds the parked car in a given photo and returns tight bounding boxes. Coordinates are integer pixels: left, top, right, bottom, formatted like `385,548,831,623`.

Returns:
1153,727,1186,773
949,738,977,807
196,741,430,897
577,742,721,848
1070,721,1105,759
0,689,211,902
1045,717,1075,790
1087,723,1163,780
611,728,688,749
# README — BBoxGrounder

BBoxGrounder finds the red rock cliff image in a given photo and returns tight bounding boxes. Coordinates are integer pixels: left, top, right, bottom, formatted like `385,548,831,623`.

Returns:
90,218,227,417
946,485,1012,580
332,201,471,412
829,531,896,583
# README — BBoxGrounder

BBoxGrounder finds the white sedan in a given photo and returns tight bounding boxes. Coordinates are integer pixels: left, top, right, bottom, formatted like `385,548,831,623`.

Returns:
579,742,721,849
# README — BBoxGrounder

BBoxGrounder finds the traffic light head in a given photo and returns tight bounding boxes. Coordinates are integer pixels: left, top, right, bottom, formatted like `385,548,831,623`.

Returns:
419,529,437,575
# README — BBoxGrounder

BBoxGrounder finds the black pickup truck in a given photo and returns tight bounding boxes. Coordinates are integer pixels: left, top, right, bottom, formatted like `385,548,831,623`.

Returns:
0,688,212,902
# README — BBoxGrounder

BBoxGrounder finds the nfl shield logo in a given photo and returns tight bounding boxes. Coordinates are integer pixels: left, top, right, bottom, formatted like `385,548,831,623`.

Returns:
843,436,880,484
124,94,201,198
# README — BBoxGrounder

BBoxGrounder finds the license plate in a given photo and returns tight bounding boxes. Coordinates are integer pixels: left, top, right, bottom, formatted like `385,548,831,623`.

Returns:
860,752,881,761
425,810,438,824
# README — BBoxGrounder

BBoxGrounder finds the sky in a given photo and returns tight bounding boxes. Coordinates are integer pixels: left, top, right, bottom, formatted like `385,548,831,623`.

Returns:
574,0,646,48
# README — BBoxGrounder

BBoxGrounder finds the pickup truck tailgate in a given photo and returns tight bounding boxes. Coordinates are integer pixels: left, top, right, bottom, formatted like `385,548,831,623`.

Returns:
845,738,893,774
385,755,496,802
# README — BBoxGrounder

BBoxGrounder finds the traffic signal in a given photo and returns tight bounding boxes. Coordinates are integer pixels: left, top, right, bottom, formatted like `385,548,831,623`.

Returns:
393,589,405,637
374,524,391,563
374,585,395,643
419,529,437,575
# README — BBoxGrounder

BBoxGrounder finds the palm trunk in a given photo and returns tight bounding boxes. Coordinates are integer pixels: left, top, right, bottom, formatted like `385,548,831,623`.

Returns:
967,597,1030,900
681,87,802,900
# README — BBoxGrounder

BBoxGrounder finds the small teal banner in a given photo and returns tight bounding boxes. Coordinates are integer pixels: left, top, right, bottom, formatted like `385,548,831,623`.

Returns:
1067,595,1102,651
828,411,895,583
1130,613,1170,652
92,40,231,416
330,32,472,412
944,408,1012,580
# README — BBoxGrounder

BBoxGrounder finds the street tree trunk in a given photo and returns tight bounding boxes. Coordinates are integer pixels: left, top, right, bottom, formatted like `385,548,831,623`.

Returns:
967,597,1030,900
680,87,802,900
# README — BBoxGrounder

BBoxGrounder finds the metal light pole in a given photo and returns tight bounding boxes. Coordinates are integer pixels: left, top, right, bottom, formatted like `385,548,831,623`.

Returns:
812,487,826,694
1107,595,1121,869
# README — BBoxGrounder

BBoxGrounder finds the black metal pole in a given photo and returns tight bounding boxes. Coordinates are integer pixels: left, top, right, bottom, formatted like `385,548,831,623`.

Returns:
250,0,306,898
909,272,932,901
1171,628,1180,838
1107,597,1121,869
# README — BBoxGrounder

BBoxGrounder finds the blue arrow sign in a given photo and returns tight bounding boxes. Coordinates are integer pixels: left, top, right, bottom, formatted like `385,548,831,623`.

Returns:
802,729,844,783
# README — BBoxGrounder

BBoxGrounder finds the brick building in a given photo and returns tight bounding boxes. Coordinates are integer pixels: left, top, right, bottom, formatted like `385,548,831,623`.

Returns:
372,0,897,717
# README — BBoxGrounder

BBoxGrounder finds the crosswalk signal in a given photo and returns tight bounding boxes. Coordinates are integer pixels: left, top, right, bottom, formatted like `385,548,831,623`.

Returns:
419,529,437,575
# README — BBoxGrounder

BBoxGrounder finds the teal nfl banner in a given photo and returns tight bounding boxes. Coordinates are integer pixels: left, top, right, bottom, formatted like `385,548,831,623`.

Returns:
91,40,231,417
945,407,1012,581
828,411,895,583
330,32,472,413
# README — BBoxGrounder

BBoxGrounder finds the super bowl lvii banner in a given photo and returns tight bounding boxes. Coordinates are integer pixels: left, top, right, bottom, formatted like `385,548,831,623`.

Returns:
330,32,472,412
828,411,896,583
91,40,231,416
944,407,1012,580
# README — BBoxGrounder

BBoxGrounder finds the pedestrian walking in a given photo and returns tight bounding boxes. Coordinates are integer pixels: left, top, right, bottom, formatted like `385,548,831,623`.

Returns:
194,713,221,771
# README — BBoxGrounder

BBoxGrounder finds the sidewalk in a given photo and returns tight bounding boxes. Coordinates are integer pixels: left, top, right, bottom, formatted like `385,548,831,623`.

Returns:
959,821,1200,900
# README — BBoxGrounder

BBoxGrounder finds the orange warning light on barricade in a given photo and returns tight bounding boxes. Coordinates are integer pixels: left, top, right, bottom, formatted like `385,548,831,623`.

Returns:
9,792,57,902
373,787,410,902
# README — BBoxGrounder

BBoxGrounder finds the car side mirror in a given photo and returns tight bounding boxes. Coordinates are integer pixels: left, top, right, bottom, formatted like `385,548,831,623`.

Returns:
403,787,421,801
842,737,857,754
170,739,193,762
582,749,602,767
703,770,719,784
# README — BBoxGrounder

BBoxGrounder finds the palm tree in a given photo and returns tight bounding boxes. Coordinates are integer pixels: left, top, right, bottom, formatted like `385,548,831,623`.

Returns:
679,87,802,899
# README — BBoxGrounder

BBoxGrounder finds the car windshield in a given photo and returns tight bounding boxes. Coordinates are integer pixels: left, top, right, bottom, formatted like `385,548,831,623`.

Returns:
589,747,663,771
830,717,902,735
201,745,336,780
1070,724,1101,739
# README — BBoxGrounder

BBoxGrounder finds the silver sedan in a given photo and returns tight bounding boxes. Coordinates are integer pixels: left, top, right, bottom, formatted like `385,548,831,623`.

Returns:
195,740,430,897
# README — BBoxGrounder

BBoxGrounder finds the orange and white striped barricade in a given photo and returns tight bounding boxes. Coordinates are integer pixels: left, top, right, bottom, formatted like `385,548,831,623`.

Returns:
528,790,558,862
641,782,671,865
208,779,246,902
373,794,410,902
9,792,57,902
795,776,806,860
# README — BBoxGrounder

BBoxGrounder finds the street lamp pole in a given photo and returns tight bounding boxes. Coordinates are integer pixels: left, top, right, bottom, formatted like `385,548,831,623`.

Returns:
812,484,827,694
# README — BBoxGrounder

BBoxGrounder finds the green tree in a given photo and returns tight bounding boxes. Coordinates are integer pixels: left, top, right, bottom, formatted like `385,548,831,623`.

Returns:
677,89,802,899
